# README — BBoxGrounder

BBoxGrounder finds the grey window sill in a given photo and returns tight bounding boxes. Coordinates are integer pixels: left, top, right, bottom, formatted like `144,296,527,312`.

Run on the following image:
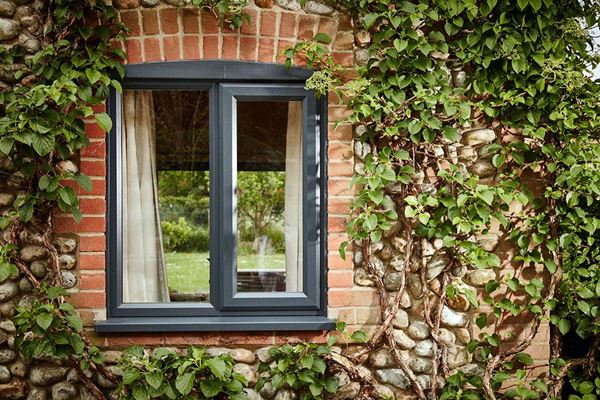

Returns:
95,316,336,333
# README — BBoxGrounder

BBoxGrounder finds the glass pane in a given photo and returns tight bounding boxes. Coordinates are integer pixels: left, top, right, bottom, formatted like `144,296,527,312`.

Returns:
236,100,303,293
122,90,210,303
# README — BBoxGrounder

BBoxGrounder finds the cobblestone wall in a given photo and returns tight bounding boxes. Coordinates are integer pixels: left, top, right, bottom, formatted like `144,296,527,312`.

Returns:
0,0,550,399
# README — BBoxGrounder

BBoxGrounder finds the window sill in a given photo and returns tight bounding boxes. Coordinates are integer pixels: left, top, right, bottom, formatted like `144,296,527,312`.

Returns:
95,316,336,333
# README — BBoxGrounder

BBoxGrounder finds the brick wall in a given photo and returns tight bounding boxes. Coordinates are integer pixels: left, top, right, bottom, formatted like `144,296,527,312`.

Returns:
56,0,361,347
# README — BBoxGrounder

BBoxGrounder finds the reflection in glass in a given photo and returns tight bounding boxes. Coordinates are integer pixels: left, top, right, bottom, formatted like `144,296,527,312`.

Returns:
122,90,210,303
236,101,303,293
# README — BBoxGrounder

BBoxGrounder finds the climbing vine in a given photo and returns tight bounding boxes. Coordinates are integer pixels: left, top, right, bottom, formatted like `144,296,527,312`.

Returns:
2,0,600,399
283,0,600,399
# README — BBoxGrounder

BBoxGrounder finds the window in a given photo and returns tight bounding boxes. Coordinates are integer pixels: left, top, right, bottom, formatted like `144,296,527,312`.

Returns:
97,61,333,332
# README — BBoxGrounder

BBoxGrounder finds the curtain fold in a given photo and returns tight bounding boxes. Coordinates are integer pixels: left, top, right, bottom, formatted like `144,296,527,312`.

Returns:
284,102,303,292
122,91,170,303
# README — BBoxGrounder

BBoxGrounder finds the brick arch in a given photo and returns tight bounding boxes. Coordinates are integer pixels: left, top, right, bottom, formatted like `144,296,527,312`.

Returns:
119,4,353,67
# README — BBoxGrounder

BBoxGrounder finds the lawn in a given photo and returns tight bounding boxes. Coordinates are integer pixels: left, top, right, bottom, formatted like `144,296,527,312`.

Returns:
165,252,285,294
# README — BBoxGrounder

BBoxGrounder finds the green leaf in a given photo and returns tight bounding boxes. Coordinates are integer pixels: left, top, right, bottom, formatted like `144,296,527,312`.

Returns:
175,372,195,395
75,173,93,192
313,33,331,44
36,313,54,330
95,113,113,133
132,385,149,400
363,13,379,29
206,357,227,379
516,353,534,365
558,318,570,335
65,314,83,332
351,330,367,343
123,369,141,385
200,380,222,397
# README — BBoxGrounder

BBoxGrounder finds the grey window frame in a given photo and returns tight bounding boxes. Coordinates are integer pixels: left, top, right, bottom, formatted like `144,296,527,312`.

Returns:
96,61,334,333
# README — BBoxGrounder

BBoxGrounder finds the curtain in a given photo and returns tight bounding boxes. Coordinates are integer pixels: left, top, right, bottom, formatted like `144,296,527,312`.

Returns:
284,102,303,292
122,91,170,303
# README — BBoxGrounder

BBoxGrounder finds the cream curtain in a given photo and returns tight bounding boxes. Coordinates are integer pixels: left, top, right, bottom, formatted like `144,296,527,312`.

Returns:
284,102,303,292
122,91,170,303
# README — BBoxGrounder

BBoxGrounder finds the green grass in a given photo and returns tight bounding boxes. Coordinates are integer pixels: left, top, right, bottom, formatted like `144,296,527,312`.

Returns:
165,252,285,294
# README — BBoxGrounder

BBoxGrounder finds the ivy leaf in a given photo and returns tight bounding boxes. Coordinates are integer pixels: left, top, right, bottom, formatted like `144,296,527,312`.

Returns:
363,13,379,29
36,313,53,330
123,369,141,385
206,357,227,380
351,330,367,343
132,385,149,400
95,112,113,133
558,318,570,335
200,380,223,397
75,173,93,192
175,373,195,395
32,135,55,156
65,314,83,332
310,32,330,46
516,353,534,365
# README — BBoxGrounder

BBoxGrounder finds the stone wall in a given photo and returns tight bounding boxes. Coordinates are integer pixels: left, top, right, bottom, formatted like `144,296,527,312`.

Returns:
0,0,550,399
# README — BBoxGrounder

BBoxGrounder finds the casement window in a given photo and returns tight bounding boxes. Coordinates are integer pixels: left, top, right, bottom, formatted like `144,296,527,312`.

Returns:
96,61,333,332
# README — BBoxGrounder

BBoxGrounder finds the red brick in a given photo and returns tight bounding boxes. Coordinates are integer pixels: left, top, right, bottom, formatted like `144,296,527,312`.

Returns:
328,105,352,120
80,254,105,270
125,39,142,64
328,198,351,215
80,274,105,290
221,35,238,59
258,38,275,63
80,160,106,177
328,179,353,196
80,141,105,158
92,104,106,113
274,332,328,344
328,162,353,177
276,39,294,64
331,308,355,324
317,17,336,40
63,179,106,196
79,235,106,252
260,10,277,36
333,51,354,68
338,14,352,31
183,36,201,60
79,198,106,214
333,32,354,50
329,123,353,141
239,37,256,61
163,36,181,61
328,254,352,270
105,334,163,347
143,37,161,62
141,10,159,35
328,290,351,307
163,333,275,346
328,215,347,233
85,123,107,139
328,270,353,288
69,292,105,309
328,234,349,251
121,11,140,36
240,8,258,35
54,216,105,234
203,35,219,59
202,12,219,34
279,13,297,38
182,8,200,33
328,143,353,161
298,15,317,40
160,8,179,34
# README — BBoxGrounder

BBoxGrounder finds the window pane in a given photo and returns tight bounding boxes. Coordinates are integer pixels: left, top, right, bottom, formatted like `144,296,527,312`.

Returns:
236,101,303,293
122,90,210,303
